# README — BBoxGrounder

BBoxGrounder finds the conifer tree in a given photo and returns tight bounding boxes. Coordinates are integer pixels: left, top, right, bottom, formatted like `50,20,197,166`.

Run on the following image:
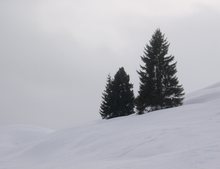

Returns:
111,67,135,118
99,75,113,119
136,29,184,114
99,67,135,119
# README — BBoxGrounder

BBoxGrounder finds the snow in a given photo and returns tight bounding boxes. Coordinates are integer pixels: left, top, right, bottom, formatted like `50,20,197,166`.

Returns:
0,125,53,160
1,82,220,169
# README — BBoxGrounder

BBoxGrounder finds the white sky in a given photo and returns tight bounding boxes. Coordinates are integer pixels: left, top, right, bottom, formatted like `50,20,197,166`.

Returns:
0,0,220,129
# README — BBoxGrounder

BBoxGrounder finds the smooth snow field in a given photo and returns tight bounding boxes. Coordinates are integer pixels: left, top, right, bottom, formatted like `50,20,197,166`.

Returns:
1,83,220,169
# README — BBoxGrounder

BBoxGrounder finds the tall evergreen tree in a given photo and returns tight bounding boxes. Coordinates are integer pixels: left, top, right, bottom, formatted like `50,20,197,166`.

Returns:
99,67,135,119
136,29,184,114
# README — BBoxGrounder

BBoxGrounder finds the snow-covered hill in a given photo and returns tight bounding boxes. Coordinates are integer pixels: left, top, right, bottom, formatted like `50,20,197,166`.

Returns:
1,82,220,169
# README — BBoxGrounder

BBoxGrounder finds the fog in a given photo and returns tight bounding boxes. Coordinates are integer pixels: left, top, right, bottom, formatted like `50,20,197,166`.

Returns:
0,0,220,129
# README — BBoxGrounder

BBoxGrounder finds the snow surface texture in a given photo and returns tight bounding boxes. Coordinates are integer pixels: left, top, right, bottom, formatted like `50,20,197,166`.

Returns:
1,82,220,169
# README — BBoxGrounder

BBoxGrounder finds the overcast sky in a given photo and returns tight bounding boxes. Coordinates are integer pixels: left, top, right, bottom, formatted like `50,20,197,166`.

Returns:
0,0,220,129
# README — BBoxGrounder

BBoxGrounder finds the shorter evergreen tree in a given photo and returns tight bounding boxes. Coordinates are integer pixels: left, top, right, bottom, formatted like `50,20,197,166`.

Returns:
99,67,135,119
99,75,113,119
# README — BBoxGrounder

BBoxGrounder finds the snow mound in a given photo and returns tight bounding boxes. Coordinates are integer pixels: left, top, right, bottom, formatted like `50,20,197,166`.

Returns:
205,82,220,89
184,82,220,104
1,82,220,169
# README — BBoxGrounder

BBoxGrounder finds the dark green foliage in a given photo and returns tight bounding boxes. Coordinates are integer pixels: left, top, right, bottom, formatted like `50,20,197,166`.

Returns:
136,29,184,114
111,67,135,118
99,67,135,119
99,75,113,119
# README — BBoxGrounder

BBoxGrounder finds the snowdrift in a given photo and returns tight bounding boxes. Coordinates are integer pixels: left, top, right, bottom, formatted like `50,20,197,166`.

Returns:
1,82,220,169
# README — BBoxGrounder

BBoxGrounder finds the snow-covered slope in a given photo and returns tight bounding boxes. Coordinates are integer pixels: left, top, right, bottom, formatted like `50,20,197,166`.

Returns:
0,125,53,159
1,82,220,169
